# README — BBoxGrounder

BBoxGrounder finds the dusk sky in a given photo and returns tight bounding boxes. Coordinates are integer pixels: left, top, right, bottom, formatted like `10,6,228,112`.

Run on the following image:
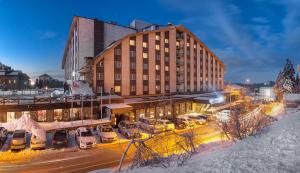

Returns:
0,0,299,83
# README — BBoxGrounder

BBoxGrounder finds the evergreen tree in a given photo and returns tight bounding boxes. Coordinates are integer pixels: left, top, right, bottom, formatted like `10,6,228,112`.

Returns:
274,59,297,97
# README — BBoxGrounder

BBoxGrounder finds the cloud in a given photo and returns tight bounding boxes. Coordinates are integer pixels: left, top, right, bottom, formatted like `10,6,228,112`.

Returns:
39,31,57,39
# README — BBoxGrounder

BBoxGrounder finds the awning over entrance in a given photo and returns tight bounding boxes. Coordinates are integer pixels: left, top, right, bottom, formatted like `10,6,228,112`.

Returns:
194,95,225,105
105,103,133,114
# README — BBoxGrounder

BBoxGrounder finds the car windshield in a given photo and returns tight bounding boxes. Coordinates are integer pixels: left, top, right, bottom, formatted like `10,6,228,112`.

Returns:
102,127,113,132
13,132,25,138
81,130,93,137
54,130,67,138
126,124,136,129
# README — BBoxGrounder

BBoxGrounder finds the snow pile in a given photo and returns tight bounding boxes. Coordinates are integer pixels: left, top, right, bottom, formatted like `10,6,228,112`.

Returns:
284,93,300,102
68,80,93,96
93,110,300,173
0,115,45,140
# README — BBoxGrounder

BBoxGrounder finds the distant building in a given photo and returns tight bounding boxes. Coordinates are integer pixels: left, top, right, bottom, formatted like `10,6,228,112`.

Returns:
37,73,63,89
259,87,276,101
0,62,30,90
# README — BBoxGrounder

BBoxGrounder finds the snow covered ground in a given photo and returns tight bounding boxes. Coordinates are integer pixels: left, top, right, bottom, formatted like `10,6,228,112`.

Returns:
92,109,300,173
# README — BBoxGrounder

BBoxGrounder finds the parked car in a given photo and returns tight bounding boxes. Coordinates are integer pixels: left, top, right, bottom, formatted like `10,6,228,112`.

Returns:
75,127,96,149
215,110,230,122
188,114,208,125
0,127,8,147
157,119,175,131
11,130,26,151
177,116,197,128
52,129,68,149
30,129,46,150
118,121,140,139
137,117,164,134
165,117,186,130
97,125,117,143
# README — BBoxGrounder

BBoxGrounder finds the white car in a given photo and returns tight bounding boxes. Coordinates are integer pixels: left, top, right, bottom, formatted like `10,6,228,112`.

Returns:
30,129,46,150
137,117,165,134
157,119,175,131
177,116,197,128
97,125,118,143
215,110,231,122
75,127,96,149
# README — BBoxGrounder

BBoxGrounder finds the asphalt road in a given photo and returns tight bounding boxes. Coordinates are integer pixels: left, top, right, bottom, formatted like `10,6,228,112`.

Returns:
0,122,221,173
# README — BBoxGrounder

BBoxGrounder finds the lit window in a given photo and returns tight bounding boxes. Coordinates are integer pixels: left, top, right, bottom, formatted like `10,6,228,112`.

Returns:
165,38,169,43
155,35,160,40
165,66,169,71
143,53,148,59
143,42,148,48
155,65,160,70
114,86,121,92
186,42,190,47
129,40,135,46
143,75,148,80
194,44,196,49
155,45,160,50
165,47,169,53
176,41,180,46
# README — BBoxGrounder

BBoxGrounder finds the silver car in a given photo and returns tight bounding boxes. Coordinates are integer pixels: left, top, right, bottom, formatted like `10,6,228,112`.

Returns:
118,121,140,139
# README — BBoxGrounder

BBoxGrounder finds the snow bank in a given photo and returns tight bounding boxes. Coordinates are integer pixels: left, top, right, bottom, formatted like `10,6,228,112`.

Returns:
92,110,300,173
0,115,45,140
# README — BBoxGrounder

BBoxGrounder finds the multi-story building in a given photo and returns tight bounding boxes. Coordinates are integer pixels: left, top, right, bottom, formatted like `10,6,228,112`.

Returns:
62,16,136,81
92,24,225,96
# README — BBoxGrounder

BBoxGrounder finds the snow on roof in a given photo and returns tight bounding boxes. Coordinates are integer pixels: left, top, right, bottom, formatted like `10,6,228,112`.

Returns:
284,94,300,102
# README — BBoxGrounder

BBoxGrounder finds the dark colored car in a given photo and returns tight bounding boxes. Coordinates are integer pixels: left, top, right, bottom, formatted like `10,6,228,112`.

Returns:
52,130,68,149
0,127,8,147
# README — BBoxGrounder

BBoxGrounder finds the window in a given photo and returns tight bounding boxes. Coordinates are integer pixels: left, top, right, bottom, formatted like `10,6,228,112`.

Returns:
143,75,148,80
155,45,160,50
165,56,169,62
143,53,148,59
115,49,121,55
155,35,160,40
176,41,180,46
165,38,169,44
156,54,160,61
114,86,121,92
129,40,135,46
97,73,104,80
165,85,170,90
131,85,136,92
130,51,135,57
143,63,148,69
194,44,196,49
130,74,136,80
186,42,190,47
165,76,169,81
156,75,160,80
155,65,160,70
97,61,103,67
165,66,169,71
155,85,160,91
143,85,148,91
165,47,169,53
115,74,121,80
143,42,148,48
115,61,121,68
130,62,136,70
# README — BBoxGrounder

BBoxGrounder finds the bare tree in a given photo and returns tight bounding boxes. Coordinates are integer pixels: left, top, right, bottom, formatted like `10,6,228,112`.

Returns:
219,108,276,142
118,130,198,172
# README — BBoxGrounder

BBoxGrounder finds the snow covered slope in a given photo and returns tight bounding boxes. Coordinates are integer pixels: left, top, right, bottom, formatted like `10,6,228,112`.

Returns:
96,111,300,173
